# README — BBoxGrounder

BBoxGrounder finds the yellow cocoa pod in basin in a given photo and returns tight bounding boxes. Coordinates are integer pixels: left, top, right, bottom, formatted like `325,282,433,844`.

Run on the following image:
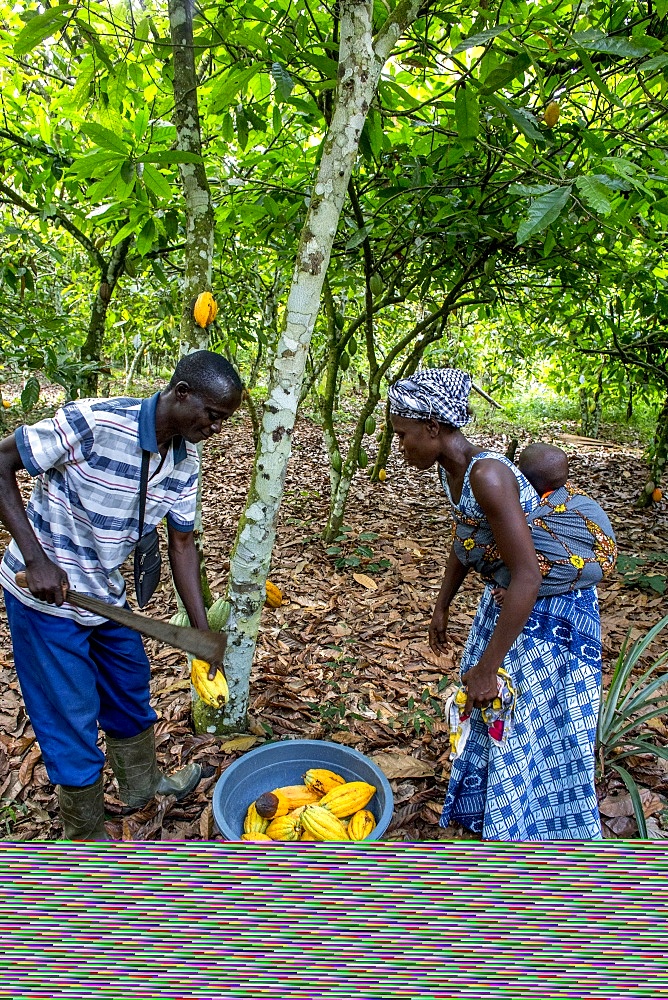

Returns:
241,832,273,842
347,809,377,841
243,802,269,835
255,790,290,819
273,784,321,810
319,780,376,818
300,828,320,841
301,805,349,842
266,813,302,841
302,768,346,796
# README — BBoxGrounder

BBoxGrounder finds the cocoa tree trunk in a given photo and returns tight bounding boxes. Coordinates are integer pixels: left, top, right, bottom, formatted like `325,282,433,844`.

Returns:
168,0,214,352
167,0,218,732
79,237,133,397
215,0,424,733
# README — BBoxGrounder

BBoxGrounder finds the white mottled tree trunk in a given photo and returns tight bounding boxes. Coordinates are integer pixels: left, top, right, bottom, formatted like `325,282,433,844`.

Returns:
218,0,423,731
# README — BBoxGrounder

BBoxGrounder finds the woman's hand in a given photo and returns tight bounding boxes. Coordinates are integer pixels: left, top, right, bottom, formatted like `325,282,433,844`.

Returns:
462,660,499,716
430,548,469,656
429,603,450,655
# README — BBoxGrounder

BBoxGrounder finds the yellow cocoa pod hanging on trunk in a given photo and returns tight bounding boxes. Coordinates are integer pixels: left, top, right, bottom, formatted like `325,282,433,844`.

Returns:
193,291,218,328
191,658,229,707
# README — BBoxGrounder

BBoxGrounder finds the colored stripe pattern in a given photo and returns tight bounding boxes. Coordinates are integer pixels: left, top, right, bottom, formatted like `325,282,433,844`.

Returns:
0,395,198,623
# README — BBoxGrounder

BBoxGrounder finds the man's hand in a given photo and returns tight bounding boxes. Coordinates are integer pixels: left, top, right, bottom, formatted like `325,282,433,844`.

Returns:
429,604,450,656
462,660,499,716
207,659,225,681
23,558,70,606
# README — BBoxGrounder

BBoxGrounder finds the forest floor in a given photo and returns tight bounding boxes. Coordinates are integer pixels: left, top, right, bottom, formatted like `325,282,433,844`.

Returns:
0,389,667,841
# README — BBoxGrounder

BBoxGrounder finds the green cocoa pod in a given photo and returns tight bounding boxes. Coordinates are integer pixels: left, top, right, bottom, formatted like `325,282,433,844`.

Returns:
358,448,369,469
169,610,190,628
364,416,376,436
339,351,350,371
348,336,358,356
484,257,496,277
334,312,345,330
332,449,342,473
370,273,383,297
207,597,231,631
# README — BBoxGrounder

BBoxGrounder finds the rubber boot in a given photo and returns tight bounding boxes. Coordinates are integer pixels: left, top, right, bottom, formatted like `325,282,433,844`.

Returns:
106,725,202,808
59,775,110,841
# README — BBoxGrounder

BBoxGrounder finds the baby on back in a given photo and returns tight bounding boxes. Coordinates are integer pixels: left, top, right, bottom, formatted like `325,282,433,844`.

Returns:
518,442,569,498
491,441,617,602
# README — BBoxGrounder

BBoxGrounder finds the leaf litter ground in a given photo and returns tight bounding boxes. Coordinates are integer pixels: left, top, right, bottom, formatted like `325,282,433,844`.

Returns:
0,405,666,841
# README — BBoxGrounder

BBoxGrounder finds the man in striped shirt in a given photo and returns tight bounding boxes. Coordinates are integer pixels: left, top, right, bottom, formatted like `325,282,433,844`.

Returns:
0,351,242,840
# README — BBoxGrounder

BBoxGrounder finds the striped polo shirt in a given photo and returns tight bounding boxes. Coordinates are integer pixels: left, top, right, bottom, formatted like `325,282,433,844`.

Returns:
0,392,199,624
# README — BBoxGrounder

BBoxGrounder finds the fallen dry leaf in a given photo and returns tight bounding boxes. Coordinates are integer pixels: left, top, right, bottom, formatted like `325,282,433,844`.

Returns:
220,736,259,753
352,573,378,591
199,804,213,840
370,751,435,780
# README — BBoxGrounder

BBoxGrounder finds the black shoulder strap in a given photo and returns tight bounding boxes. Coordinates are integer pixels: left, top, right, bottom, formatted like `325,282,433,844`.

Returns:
137,450,150,539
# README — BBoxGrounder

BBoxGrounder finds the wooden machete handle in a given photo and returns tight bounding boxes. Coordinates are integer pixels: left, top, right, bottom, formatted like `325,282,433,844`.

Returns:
15,572,68,597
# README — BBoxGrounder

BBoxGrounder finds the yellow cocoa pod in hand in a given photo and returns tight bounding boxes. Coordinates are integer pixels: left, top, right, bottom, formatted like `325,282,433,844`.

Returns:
301,805,349,841
347,809,377,841
318,780,376,818
191,658,229,707
266,813,302,841
302,768,346,796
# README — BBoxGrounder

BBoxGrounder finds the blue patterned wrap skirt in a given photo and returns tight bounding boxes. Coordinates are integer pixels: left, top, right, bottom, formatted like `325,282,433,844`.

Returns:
440,585,602,840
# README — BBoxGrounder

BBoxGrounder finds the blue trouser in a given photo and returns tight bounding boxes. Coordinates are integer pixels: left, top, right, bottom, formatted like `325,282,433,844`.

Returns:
4,591,157,787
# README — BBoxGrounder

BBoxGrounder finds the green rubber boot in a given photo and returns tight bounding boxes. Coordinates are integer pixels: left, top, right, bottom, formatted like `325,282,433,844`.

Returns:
59,775,110,841
106,725,202,808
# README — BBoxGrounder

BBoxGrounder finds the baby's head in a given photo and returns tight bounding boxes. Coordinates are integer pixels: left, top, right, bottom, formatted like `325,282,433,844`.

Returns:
518,443,569,497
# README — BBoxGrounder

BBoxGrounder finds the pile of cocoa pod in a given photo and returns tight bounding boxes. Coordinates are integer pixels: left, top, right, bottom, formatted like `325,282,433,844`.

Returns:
242,768,377,842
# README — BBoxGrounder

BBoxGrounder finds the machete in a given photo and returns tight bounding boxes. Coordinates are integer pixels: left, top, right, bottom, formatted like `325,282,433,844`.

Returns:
15,572,227,664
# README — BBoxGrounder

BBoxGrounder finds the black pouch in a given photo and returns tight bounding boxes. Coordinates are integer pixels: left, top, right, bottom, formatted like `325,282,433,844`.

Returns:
133,450,162,608
134,528,162,609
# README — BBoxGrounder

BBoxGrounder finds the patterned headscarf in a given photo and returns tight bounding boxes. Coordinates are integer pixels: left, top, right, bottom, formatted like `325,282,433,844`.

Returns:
388,368,473,428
